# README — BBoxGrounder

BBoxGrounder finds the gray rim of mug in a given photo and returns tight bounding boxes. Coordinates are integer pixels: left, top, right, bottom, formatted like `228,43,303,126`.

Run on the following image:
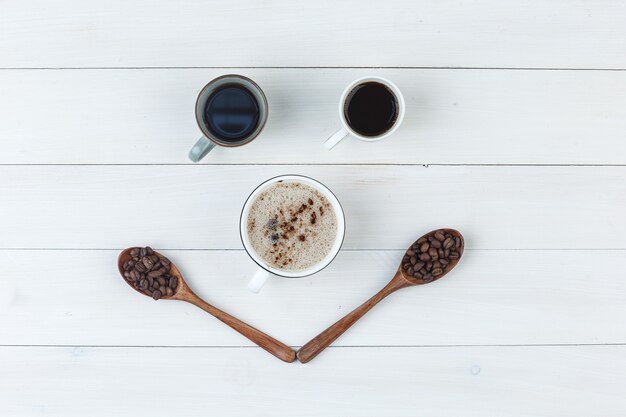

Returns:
239,174,346,279
195,74,269,147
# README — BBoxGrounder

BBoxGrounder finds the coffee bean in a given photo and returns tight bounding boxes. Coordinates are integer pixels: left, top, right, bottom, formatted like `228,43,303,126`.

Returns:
449,252,460,259
148,270,163,278
434,231,445,242
419,253,430,261
414,262,425,270
140,248,147,257
417,237,427,244
410,256,417,265
152,290,161,300
432,268,443,276
420,243,429,253
145,246,154,256
426,261,432,270
423,273,433,282
139,279,148,290
142,257,154,269
428,248,438,259
169,277,178,290
135,262,146,272
152,281,159,289
407,267,414,275
403,263,411,271
455,237,461,247
431,240,441,249
406,250,415,257
443,238,454,249
166,287,174,296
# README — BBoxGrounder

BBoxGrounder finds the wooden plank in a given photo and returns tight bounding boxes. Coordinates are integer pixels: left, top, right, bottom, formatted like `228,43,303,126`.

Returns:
0,165,623,249
1,249,625,346
1,345,625,416
2,1,626,68
1,69,626,164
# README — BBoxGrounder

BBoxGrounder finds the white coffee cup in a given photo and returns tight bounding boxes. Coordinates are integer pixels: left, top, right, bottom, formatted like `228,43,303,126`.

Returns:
324,76,405,150
239,175,346,293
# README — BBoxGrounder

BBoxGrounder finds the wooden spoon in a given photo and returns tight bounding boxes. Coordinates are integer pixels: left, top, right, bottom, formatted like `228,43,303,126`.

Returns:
297,229,464,363
117,248,296,363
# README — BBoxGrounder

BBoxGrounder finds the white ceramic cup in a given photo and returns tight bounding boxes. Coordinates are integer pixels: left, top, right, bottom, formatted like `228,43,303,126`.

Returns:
324,75,405,150
239,175,346,293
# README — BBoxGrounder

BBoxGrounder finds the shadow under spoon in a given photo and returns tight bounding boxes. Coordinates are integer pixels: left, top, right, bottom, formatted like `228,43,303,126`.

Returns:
118,248,296,363
297,228,464,363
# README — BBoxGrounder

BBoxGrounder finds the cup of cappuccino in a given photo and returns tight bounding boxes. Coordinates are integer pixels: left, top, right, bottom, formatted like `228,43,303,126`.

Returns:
324,75,405,150
240,175,346,293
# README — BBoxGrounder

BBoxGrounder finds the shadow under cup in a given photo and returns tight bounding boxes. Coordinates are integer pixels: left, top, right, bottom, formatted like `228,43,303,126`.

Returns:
189,75,268,162
239,175,346,292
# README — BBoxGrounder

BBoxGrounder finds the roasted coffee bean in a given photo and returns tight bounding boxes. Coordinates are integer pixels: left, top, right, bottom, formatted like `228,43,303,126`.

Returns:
139,279,149,290
449,252,460,259
407,267,414,275
130,248,140,257
419,253,430,261
152,290,162,300
423,273,433,282
432,268,443,276
455,237,461,247
431,239,441,249
142,257,154,269
148,270,162,278
135,262,146,272
145,246,154,256
406,250,415,257
434,231,445,241
166,287,174,297
140,248,147,257
443,238,454,249
428,248,438,259
169,277,178,290
157,277,166,286
420,243,429,253
417,237,427,244
414,262,425,271
410,256,417,265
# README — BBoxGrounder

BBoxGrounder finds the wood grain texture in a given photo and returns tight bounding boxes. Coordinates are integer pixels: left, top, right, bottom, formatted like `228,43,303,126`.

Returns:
2,0,626,68
0,165,623,249
1,69,626,164
1,346,626,416
2,249,626,347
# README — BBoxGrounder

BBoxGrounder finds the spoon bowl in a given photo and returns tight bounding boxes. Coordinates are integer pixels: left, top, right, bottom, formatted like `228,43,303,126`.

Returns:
297,228,464,363
117,247,296,363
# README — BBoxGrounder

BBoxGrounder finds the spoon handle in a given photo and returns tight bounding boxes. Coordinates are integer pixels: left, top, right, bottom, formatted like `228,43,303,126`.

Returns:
297,277,407,363
184,292,296,363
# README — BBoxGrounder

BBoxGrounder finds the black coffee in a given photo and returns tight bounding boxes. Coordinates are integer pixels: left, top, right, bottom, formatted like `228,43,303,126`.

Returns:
204,84,260,143
344,82,398,137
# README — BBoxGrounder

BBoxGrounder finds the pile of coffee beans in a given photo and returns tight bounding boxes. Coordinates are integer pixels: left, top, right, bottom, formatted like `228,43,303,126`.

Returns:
402,230,461,282
121,246,178,300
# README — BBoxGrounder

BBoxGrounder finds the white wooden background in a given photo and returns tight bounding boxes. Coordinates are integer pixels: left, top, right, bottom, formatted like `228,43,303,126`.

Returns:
1,1,626,416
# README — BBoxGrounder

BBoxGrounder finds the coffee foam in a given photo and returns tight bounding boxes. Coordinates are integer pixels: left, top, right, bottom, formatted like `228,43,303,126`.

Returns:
246,181,338,272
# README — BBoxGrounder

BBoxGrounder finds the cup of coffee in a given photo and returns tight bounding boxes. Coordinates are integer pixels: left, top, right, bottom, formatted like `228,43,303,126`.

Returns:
240,175,346,293
189,74,268,162
324,76,405,150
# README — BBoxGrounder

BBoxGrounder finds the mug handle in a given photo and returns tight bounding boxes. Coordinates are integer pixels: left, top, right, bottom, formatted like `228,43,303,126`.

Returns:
188,136,216,162
248,268,271,293
323,128,349,150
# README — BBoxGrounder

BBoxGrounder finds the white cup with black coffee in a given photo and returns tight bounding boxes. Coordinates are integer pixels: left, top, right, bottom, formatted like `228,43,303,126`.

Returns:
240,175,345,293
324,75,405,150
